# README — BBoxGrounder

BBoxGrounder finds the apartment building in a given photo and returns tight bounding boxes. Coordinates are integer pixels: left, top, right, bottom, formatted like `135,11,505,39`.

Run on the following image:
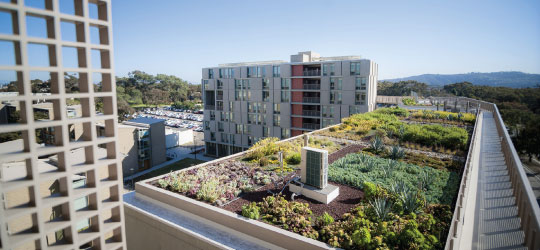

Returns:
202,51,378,157
97,117,167,177
0,0,126,249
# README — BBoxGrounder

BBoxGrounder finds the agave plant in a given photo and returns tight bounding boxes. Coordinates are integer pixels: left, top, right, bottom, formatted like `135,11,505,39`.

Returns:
369,197,393,221
389,145,405,160
370,135,385,154
390,180,409,195
381,159,398,178
419,171,434,191
398,125,405,142
399,189,423,214
457,112,464,122
447,114,454,121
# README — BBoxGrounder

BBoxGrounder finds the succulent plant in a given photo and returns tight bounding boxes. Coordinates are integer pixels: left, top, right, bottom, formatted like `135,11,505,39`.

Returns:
390,145,405,160
370,135,385,154
369,197,393,221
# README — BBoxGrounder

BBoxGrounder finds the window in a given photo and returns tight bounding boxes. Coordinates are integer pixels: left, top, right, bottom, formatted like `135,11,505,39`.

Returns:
216,90,223,100
273,65,281,77
217,80,223,89
229,101,234,110
203,80,209,90
262,91,270,102
219,68,233,78
273,115,280,126
263,127,269,137
281,78,290,89
248,136,254,146
350,62,361,75
235,124,243,134
262,78,270,89
323,64,335,76
330,77,342,90
322,105,334,118
208,69,214,79
210,110,215,120
330,92,342,104
350,105,363,115
246,90,251,101
281,91,289,102
218,122,224,132
243,79,250,89
247,66,261,78
245,124,251,135
210,132,216,141
248,114,254,124
230,134,235,144
273,103,280,114
322,118,335,128
235,90,241,101
234,79,242,89
229,112,234,121
220,133,228,143
281,128,290,138
204,121,210,130
355,77,367,90
355,92,366,105
219,112,226,121
262,67,266,77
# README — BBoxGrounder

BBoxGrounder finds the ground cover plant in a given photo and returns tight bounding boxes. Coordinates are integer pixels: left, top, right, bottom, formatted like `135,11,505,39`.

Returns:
321,108,470,152
409,110,476,125
156,161,278,206
328,153,459,205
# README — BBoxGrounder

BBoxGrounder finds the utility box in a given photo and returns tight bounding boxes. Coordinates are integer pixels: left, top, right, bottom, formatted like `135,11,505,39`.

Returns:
300,147,328,189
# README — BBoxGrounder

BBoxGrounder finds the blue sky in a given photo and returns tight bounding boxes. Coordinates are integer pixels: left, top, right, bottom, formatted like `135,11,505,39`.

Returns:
1,0,540,84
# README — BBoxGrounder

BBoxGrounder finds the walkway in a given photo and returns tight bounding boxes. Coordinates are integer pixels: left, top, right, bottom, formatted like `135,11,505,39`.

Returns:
466,112,526,249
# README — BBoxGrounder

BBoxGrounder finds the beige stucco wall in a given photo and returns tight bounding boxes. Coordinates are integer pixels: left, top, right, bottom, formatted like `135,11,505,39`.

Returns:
117,126,139,176
124,204,224,250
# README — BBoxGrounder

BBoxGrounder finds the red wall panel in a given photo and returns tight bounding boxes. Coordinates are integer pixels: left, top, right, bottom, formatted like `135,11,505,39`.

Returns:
291,104,303,115
291,117,303,128
292,65,303,76
291,129,303,136
292,78,303,89
291,92,303,102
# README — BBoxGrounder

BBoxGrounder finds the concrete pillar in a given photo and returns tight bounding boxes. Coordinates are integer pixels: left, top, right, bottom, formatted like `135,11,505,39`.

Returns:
304,134,309,146
466,101,469,113
444,101,447,111
436,101,439,111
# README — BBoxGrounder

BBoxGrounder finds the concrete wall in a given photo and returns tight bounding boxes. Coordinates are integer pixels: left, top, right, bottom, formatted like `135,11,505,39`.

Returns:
124,205,223,250
150,122,166,167
118,126,139,176
166,129,194,148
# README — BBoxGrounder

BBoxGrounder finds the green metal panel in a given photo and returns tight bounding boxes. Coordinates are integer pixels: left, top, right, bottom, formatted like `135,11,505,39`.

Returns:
306,150,322,188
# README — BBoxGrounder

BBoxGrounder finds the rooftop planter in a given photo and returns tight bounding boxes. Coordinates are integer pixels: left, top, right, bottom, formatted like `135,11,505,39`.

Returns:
140,107,476,249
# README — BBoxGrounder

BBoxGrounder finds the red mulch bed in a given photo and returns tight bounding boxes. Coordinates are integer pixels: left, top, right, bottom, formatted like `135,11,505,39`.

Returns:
222,171,364,219
328,144,365,164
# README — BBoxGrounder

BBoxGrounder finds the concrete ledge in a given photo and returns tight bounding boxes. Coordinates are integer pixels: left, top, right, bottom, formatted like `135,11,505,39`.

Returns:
135,182,336,250
289,183,339,204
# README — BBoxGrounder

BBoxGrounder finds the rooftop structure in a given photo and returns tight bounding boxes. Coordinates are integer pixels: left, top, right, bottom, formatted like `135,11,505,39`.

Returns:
0,0,126,249
125,97,540,250
202,51,378,157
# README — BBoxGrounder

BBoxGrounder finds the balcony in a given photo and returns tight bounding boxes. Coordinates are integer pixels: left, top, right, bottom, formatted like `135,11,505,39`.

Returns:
204,105,215,110
302,97,320,103
216,105,224,111
303,84,320,90
302,110,321,117
302,123,321,130
303,69,321,76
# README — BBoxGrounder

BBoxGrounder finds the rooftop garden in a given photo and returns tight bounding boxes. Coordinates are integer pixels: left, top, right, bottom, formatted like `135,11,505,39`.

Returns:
151,107,475,249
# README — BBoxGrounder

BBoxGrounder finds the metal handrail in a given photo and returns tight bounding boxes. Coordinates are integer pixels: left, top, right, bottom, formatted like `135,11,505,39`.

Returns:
303,84,321,90
302,97,320,103
441,96,540,250
302,110,321,117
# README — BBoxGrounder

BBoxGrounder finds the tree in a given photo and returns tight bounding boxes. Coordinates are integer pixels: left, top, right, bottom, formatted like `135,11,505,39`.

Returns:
143,88,169,106
117,98,134,121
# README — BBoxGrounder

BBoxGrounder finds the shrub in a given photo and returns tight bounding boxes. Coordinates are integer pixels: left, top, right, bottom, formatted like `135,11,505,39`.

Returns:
374,107,410,117
285,152,301,165
328,153,459,205
245,137,279,161
352,227,371,247
316,212,335,228
242,202,260,219
402,98,416,106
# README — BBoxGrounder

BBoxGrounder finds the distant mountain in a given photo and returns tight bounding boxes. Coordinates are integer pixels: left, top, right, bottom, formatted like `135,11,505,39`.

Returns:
382,71,540,88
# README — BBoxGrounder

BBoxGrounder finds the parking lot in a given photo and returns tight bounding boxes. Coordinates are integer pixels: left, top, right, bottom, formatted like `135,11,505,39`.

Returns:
131,107,204,132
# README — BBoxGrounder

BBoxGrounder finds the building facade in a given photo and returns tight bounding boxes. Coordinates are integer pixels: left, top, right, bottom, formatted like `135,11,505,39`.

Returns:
98,117,167,177
202,51,378,157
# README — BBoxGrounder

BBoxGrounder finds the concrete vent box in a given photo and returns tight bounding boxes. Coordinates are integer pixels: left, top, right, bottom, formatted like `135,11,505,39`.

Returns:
300,147,328,189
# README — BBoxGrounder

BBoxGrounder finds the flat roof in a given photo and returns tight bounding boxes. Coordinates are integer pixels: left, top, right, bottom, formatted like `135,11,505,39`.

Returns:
124,117,166,126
